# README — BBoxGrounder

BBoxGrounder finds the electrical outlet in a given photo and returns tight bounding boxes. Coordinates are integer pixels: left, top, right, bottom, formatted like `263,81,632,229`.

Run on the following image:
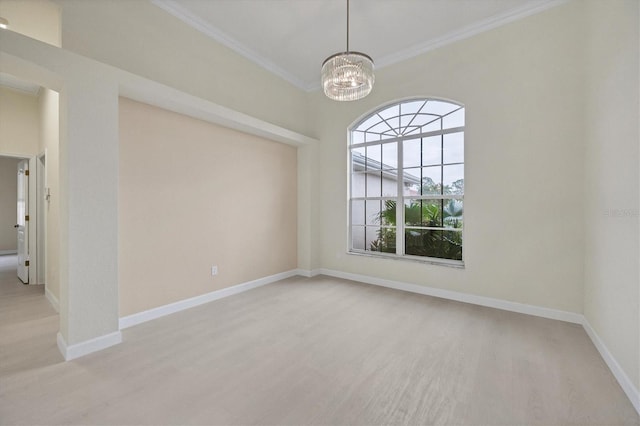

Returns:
211,265,218,276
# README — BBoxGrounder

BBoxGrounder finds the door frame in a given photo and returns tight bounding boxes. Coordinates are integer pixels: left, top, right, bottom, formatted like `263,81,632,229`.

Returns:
16,158,29,283
0,153,43,285
36,151,47,285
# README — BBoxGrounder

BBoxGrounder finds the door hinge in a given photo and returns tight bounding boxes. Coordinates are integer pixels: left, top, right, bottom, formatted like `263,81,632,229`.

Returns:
25,260,30,266
25,170,29,176
25,215,29,221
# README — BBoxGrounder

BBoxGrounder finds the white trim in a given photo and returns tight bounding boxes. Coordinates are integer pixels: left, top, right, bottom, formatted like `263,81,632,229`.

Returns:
153,0,567,92
0,71,40,96
310,269,638,413
346,251,465,269
27,156,39,285
375,0,569,71
35,151,46,285
0,250,17,255
56,331,122,361
317,268,583,324
150,0,309,91
45,286,59,313
119,269,299,329
119,78,318,148
582,319,640,415
295,268,322,278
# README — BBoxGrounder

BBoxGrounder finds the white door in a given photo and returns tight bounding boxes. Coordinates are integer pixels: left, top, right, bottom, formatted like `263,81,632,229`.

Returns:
16,160,28,283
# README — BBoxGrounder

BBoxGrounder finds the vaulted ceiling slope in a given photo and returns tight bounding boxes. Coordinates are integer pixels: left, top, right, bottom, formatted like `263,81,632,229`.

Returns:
151,0,568,91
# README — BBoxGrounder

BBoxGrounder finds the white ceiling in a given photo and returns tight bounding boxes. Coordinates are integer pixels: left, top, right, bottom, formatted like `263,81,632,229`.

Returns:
151,0,566,91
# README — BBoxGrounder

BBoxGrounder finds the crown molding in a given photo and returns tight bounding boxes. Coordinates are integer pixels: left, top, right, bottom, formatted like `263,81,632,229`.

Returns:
151,0,309,91
151,0,569,93
375,0,570,70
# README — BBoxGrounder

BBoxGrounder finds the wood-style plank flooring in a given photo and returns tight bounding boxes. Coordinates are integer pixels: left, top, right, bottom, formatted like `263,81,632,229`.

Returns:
0,255,61,378
0,254,638,425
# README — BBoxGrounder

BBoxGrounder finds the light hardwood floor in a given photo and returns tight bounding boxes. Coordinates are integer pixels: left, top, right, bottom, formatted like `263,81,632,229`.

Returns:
0,255,638,425
0,255,61,377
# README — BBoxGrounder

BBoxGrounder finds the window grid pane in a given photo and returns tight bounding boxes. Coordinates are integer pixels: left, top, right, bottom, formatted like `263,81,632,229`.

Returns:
350,99,464,263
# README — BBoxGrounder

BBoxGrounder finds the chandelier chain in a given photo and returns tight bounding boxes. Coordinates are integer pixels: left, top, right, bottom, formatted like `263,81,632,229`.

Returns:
346,0,350,52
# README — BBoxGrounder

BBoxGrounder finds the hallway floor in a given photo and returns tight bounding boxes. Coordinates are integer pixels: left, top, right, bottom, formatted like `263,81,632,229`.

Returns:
0,254,61,376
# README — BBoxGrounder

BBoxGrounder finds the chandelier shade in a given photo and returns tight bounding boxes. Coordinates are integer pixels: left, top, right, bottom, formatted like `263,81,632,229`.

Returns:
322,51,374,101
321,0,374,101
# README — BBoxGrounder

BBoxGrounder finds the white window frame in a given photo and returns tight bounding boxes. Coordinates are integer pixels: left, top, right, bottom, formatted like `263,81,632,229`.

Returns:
348,98,465,267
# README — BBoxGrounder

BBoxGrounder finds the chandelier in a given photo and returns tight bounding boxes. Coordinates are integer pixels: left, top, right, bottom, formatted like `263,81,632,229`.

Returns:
321,0,374,101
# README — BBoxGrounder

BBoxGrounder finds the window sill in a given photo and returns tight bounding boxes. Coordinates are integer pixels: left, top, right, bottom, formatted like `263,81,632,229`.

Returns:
347,250,465,269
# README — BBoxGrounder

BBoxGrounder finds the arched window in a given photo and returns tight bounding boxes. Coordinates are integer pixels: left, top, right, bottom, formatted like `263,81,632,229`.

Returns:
349,98,464,265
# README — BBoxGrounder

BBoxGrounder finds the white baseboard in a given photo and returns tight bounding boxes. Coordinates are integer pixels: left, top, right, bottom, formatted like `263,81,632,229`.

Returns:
116,266,639,414
306,268,637,414
317,268,584,324
119,269,299,329
57,331,122,361
45,287,59,313
294,268,321,278
582,319,640,415
0,250,17,255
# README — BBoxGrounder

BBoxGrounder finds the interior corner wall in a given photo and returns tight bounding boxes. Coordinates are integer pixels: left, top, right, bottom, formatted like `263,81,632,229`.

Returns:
59,0,312,138
582,0,639,392
310,1,586,313
297,141,321,272
0,156,20,251
0,0,61,47
118,97,298,317
0,87,39,156
38,88,60,301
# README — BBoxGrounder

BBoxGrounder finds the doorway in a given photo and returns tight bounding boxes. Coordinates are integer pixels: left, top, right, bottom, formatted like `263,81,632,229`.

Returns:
0,155,45,285
0,156,21,259
16,159,28,283
0,70,61,360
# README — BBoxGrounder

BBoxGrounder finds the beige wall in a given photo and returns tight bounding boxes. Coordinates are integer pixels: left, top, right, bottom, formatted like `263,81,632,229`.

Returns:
38,88,59,300
0,87,39,259
583,0,639,391
0,0,60,46
0,156,19,251
0,87,39,156
59,0,311,137
118,97,298,316
309,1,586,313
